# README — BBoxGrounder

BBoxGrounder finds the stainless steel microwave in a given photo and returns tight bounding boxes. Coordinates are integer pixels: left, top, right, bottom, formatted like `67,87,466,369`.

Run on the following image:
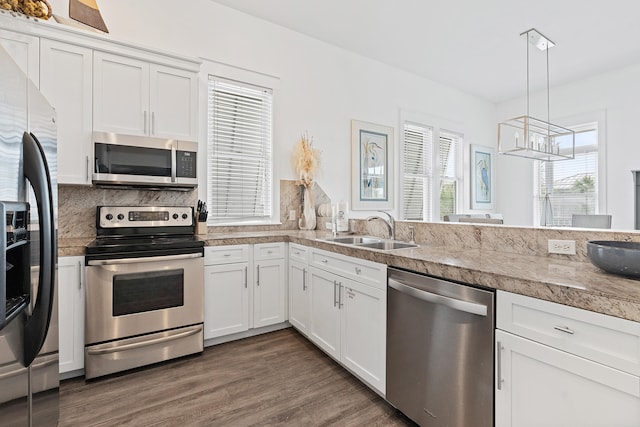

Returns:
92,132,197,189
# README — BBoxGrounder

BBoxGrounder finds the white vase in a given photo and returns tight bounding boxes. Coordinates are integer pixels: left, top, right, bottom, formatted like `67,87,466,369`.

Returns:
299,186,316,230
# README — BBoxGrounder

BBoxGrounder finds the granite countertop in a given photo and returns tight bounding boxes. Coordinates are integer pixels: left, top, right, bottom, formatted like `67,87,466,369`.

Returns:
60,230,640,323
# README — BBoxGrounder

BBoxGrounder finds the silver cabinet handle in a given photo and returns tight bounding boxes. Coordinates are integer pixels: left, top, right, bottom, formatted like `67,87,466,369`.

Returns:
144,110,148,134
151,111,155,135
497,341,504,390
244,266,248,289
355,267,362,275
302,268,307,291
267,250,273,254
333,280,338,307
78,260,82,289
87,326,202,355
338,283,343,308
553,325,575,335
86,155,90,181
388,278,488,316
321,259,328,264
256,264,260,286
293,250,300,255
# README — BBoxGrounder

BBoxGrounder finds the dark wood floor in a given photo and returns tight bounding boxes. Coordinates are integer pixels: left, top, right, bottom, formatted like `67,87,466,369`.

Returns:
59,328,416,426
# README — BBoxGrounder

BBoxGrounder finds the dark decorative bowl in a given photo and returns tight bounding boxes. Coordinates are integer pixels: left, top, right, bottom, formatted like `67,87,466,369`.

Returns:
586,241,640,279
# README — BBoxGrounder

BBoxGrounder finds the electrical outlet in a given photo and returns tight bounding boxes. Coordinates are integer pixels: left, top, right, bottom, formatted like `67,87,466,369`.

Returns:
289,210,296,221
548,239,576,255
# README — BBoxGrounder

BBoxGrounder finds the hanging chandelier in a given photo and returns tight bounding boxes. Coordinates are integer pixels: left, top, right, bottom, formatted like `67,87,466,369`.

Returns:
498,28,575,161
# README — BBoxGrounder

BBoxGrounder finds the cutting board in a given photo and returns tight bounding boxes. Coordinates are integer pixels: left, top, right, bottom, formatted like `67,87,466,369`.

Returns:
69,0,108,33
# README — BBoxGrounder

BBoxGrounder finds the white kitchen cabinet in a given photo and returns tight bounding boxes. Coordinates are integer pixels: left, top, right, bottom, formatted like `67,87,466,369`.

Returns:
307,247,387,393
57,256,85,374
495,291,640,427
0,28,39,85
93,51,198,140
40,39,93,185
308,266,341,360
204,243,286,341
288,244,310,335
204,245,250,339
253,243,286,328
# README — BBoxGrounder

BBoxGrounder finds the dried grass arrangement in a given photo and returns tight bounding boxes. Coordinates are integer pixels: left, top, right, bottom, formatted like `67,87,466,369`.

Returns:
292,132,321,189
292,132,321,230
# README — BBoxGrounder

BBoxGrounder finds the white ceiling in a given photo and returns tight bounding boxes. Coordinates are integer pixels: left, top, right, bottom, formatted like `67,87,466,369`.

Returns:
210,0,640,104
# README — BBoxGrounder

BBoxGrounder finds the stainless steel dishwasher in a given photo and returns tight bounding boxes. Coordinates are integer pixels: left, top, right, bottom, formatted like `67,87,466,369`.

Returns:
386,267,495,427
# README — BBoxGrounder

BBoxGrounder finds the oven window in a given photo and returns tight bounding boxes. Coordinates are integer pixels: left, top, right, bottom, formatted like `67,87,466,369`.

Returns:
112,269,184,316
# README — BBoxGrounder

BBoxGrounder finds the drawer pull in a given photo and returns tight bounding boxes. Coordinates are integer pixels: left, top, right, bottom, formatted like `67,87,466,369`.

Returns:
223,254,231,257
267,250,273,254
321,259,328,264
553,325,575,335
496,341,505,390
294,251,300,255
355,267,362,275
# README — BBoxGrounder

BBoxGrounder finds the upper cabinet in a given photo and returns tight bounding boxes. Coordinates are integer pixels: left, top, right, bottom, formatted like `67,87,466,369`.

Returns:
40,39,93,185
93,52,198,141
0,27,39,85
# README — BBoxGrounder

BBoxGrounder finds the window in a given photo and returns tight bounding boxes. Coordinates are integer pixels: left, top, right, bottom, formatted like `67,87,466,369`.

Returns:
534,123,598,226
401,122,462,221
207,77,273,222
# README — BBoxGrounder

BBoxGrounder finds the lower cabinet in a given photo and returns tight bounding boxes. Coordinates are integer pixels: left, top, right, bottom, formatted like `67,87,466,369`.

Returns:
495,291,640,427
204,243,286,341
58,256,85,374
288,243,310,335
305,248,386,394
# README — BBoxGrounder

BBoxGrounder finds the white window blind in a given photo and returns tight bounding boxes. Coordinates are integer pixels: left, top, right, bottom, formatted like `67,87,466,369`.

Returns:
535,125,598,227
439,131,461,220
402,123,433,221
207,77,273,221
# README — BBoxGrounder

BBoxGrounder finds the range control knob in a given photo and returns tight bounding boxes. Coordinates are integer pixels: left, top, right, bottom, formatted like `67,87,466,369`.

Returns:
173,213,179,220
182,213,189,219
105,213,113,221
117,213,124,221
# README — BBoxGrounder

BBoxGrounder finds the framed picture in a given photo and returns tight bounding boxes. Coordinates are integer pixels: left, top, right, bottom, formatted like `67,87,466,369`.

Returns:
351,120,394,210
470,144,494,210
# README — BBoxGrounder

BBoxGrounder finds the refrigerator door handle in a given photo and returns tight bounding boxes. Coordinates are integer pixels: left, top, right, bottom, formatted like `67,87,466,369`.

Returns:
22,132,56,367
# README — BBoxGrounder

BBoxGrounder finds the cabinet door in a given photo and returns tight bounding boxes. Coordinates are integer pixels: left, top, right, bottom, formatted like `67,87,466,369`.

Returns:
288,260,309,334
341,278,386,394
40,40,93,185
204,262,249,339
308,267,341,359
58,256,85,374
495,329,640,427
0,28,39,85
253,259,285,328
149,64,198,140
93,52,149,136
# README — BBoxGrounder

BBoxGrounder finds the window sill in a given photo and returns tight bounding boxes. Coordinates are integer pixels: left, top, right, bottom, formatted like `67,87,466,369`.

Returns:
208,221,283,227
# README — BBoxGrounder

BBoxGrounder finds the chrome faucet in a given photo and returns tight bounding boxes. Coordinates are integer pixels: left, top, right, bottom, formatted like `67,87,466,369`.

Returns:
367,211,395,240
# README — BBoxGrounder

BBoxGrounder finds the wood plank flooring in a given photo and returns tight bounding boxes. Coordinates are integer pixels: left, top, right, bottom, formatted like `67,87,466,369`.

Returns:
59,328,416,426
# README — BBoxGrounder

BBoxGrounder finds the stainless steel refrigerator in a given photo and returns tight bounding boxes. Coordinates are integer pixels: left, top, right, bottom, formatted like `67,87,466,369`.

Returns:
0,44,59,426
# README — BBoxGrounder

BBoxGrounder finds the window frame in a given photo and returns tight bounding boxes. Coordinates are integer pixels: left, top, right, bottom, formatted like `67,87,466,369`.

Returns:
200,60,280,226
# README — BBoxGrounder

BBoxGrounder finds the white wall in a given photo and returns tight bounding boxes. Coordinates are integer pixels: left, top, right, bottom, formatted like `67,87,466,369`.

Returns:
48,0,496,220
496,63,640,230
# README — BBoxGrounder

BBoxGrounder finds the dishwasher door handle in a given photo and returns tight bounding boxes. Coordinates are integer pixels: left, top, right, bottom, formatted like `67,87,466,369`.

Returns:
388,278,488,316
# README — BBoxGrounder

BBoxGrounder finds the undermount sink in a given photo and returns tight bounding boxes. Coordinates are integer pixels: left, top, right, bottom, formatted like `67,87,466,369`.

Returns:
357,241,419,250
322,235,418,251
324,236,381,245
586,240,640,279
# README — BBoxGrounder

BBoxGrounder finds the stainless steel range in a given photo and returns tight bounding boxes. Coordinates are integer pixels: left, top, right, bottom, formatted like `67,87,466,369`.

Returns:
85,206,204,379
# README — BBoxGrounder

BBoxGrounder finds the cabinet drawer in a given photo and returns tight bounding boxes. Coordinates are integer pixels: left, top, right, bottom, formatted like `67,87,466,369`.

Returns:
497,290,640,376
254,242,285,261
289,243,308,264
309,248,386,290
204,245,250,265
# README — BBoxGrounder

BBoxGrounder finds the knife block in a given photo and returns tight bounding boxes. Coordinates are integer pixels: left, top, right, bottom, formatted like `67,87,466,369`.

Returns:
196,222,208,235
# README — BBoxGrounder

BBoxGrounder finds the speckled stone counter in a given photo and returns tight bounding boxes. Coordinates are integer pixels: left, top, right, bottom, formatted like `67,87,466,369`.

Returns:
59,229,640,323
200,230,640,323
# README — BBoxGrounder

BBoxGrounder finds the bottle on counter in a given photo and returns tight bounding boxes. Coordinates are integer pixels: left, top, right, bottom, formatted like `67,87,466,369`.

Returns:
337,200,349,232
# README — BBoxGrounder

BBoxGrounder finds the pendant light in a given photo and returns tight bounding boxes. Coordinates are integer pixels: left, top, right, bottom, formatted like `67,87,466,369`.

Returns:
498,28,575,161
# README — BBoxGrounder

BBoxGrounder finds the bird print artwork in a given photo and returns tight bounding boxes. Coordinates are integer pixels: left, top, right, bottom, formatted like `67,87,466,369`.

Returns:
474,150,491,203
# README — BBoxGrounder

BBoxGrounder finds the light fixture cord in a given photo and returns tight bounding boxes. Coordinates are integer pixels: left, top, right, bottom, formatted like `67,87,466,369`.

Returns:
547,40,551,134
526,33,530,119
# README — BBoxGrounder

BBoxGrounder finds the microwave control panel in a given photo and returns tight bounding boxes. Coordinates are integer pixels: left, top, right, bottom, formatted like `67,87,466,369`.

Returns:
176,151,196,178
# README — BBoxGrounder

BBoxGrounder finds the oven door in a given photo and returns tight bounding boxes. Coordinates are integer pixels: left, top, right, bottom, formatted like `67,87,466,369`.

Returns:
85,253,203,345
